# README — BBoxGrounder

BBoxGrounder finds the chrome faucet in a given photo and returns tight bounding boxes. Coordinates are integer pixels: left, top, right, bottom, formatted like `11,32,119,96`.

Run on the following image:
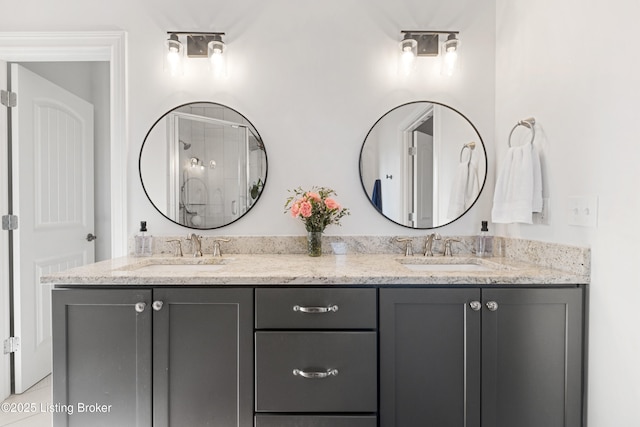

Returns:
424,233,441,256
187,233,202,257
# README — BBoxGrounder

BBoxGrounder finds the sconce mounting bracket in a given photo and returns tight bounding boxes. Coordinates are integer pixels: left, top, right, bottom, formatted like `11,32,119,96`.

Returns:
187,35,215,58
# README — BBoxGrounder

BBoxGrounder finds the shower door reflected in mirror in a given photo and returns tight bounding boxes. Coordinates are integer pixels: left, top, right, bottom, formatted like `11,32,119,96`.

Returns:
140,102,267,229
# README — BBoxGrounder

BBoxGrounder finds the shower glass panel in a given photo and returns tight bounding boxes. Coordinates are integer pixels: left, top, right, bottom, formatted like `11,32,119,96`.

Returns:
168,107,256,228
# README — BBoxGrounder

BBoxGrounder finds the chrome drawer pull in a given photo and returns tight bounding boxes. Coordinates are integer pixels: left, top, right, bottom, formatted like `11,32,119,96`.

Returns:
293,305,339,313
293,368,339,379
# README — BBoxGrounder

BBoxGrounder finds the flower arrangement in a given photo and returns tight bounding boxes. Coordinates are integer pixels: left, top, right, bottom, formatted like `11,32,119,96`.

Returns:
284,186,350,232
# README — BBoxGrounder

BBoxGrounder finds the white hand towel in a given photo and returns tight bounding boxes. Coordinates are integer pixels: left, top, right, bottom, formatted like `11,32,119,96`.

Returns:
448,160,480,220
491,144,542,224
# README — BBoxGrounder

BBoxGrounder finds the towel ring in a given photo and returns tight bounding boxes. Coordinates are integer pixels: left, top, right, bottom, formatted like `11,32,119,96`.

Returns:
508,117,536,147
459,141,476,162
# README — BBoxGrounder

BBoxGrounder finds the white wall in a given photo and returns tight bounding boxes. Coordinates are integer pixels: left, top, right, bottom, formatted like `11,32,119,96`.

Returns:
2,0,496,239
495,0,640,425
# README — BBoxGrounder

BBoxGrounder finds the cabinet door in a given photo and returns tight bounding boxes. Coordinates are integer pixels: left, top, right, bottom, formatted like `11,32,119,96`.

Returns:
152,288,253,427
482,288,584,427
52,289,152,427
379,288,481,427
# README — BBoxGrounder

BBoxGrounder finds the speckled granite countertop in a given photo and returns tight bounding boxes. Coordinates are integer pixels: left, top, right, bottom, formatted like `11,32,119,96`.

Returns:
42,253,589,287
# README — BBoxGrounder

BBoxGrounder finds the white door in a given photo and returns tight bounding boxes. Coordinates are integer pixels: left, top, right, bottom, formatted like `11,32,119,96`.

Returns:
0,62,10,402
11,64,95,393
414,130,434,228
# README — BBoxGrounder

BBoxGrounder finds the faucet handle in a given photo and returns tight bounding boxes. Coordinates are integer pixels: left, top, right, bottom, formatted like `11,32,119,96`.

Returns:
443,238,461,256
212,238,230,257
396,238,414,256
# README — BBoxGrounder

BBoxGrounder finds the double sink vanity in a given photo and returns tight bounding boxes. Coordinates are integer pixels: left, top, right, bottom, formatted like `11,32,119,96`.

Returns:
43,99,589,426
44,235,590,427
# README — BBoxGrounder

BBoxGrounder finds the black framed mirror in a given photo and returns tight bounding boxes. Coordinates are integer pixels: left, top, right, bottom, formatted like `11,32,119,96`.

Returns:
139,102,267,229
359,101,487,229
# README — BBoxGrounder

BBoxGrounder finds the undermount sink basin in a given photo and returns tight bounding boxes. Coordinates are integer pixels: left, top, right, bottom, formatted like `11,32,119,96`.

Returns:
401,263,494,272
134,264,227,273
124,258,231,273
397,258,502,273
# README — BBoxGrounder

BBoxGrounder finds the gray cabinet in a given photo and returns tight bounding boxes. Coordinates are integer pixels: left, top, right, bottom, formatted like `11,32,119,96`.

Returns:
255,331,377,412
379,288,481,427
52,288,253,427
53,284,585,427
254,288,378,423
481,288,584,427
380,287,584,427
52,289,152,427
152,288,253,427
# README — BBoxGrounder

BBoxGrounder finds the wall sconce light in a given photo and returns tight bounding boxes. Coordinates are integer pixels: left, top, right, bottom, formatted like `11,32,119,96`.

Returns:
441,33,460,76
165,33,184,76
165,31,227,77
399,31,460,76
399,33,418,76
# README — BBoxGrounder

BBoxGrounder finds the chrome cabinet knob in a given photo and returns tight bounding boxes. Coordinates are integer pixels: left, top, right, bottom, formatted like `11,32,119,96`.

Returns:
134,302,146,313
152,301,164,311
486,301,499,311
469,301,482,311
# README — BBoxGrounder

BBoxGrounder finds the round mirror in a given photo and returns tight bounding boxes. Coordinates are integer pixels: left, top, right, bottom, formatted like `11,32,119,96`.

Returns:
359,101,486,229
139,102,267,229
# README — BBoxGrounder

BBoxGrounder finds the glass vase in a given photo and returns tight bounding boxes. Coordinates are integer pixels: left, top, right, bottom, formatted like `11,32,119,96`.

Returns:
307,231,323,257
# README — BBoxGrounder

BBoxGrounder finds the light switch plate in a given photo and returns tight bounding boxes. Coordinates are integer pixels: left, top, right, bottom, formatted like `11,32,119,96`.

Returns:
567,195,598,227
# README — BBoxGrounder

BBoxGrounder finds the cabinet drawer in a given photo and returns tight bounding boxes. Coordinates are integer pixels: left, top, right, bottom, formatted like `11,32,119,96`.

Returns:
255,415,377,427
255,331,377,412
255,288,376,329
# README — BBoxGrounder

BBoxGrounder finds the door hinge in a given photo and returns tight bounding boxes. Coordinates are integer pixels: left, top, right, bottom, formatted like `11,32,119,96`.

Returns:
3,337,20,354
1,214,18,231
408,146,417,156
408,212,416,222
0,90,17,108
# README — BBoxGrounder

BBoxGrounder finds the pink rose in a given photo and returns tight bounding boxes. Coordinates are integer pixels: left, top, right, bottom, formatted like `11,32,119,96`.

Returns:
306,192,321,202
299,201,313,218
291,201,301,217
325,198,340,210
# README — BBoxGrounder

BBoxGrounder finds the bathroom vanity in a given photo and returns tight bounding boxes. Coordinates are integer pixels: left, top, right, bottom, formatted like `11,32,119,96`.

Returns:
45,247,589,427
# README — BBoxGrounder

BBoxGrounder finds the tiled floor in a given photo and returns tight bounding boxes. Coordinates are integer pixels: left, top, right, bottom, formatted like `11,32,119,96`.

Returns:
0,376,52,426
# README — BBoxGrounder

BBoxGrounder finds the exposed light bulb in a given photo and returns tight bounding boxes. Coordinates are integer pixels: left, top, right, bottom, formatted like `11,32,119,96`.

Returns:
165,34,184,76
167,49,181,75
441,34,460,76
399,36,418,77
442,49,457,76
208,37,226,78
